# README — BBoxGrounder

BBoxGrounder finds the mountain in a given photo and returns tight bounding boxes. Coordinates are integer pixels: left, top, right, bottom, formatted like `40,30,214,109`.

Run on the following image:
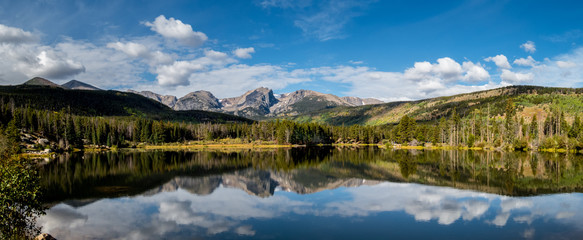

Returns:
269,90,382,116
61,80,101,90
128,90,178,108
129,87,384,119
221,87,278,117
144,169,381,198
22,77,64,88
290,85,583,126
174,90,221,111
1,78,253,124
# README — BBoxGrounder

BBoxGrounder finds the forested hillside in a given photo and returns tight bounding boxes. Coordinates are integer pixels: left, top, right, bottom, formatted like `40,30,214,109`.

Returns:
2,84,583,153
0,85,251,123
292,86,583,126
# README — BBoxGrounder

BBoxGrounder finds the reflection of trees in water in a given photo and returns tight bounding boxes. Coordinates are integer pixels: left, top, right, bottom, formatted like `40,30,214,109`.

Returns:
40,148,583,202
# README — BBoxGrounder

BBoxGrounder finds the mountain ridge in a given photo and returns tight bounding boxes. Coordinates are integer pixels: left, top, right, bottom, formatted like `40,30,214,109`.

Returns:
3,77,253,124
11,77,583,128
129,87,385,119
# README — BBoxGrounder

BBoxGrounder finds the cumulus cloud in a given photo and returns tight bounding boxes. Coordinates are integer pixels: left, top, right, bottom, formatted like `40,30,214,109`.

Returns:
500,69,534,84
37,174,583,239
107,41,150,58
198,50,234,66
484,54,511,69
462,61,490,82
107,41,173,66
521,41,536,53
0,24,38,44
233,47,255,59
0,24,141,87
300,63,499,102
154,61,204,87
26,50,86,79
513,56,537,67
182,64,309,98
235,225,256,236
1,43,85,81
404,57,463,82
144,15,208,47
556,60,577,68
37,204,88,234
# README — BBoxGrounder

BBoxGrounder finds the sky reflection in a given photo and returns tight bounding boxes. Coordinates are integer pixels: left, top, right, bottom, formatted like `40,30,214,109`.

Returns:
38,179,583,240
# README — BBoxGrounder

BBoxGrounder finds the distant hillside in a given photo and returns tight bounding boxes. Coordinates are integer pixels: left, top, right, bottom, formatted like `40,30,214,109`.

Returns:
1,79,252,124
291,86,583,126
61,80,101,90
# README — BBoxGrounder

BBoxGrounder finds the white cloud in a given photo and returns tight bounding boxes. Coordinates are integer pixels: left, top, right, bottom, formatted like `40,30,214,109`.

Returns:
0,41,85,81
155,61,204,87
144,15,208,47
500,69,534,84
234,225,255,236
37,174,583,239
462,61,490,82
26,50,86,79
404,57,463,82
233,47,255,59
303,63,499,101
502,47,583,88
521,41,536,53
484,54,511,69
183,64,310,98
184,50,236,69
513,56,537,67
107,41,173,66
37,204,88,234
556,60,577,68
53,40,146,89
107,41,150,58
0,24,38,44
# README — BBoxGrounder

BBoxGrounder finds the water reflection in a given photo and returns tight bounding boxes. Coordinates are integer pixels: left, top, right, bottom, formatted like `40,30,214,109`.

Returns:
39,178,583,239
37,148,583,239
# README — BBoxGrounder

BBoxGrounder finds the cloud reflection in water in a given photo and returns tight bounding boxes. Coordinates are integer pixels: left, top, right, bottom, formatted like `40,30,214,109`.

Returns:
38,181,583,239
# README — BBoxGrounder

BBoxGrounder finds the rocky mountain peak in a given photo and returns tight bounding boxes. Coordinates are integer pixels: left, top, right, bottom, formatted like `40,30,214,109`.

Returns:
221,87,278,116
128,90,178,108
173,90,221,111
126,87,382,119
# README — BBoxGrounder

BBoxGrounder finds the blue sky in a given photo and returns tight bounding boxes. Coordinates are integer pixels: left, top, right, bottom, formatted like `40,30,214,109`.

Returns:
0,0,582,100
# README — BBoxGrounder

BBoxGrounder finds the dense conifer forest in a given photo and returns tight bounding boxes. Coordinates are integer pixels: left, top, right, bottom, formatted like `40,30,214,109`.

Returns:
1,85,583,153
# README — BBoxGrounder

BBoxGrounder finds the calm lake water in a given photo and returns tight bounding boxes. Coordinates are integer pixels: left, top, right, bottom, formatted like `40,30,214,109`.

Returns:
37,148,583,239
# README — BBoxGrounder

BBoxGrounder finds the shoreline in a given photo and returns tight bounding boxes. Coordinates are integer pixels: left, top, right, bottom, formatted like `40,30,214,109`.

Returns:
19,142,583,158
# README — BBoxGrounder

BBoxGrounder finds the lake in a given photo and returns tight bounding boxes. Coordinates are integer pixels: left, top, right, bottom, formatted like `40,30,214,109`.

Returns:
37,148,583,239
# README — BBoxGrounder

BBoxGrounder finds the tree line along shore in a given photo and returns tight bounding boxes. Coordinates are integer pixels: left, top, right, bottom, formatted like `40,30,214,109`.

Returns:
2,97,583,157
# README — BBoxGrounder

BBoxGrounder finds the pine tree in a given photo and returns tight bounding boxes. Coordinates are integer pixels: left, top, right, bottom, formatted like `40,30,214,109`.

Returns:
530,115,538,140
569,115,581,138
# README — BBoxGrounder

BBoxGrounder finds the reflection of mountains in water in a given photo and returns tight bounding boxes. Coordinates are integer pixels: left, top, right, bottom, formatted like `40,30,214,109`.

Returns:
144,168,381,197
